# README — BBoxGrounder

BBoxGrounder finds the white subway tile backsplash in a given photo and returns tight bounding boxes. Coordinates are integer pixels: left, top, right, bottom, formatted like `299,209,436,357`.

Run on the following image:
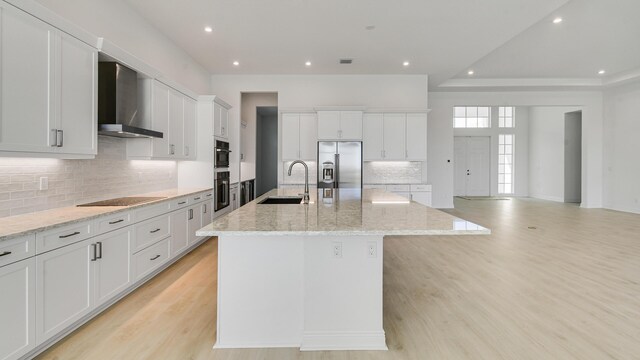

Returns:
0,136,177,218
363,161,423,184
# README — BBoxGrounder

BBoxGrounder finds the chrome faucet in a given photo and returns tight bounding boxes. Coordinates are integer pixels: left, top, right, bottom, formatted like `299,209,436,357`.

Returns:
287,160,310,204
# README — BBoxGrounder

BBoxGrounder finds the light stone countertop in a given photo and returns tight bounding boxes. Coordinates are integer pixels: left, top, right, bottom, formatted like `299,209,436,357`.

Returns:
197,188,490,237
0,187,212,242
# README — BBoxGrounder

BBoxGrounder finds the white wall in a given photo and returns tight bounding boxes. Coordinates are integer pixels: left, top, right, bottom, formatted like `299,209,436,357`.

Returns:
428,91,603,209
603,80,640,214
453,106,529,198
528,106,581,202
34,0,211,94
210,75,429,186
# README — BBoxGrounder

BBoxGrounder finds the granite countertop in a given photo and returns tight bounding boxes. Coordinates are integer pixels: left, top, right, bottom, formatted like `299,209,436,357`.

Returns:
0,187,212,242
197,188,489,237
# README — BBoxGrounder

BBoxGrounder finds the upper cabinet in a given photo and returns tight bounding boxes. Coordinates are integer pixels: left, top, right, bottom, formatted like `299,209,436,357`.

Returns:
213,101,229,140
363,112,427,161
0,3,97,158
317,111,362,140
281,112,317,161
127,80,197,160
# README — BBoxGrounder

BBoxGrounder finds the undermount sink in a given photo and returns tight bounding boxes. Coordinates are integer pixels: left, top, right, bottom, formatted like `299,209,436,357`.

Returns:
258,196,304,205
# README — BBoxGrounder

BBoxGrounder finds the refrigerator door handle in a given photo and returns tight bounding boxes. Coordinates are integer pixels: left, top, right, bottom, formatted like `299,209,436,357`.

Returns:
334,153,340,188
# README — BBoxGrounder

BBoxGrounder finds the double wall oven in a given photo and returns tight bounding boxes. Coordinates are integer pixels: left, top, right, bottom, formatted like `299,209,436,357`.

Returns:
214,140,231,213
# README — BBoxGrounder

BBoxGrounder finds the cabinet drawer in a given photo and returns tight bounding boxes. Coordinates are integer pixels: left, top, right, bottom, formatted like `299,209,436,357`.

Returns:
410,184,432,192
36,221,93,254
95,211,132,235
364,184,387,190
134,202,171,223
0,235,35,267
203,192,213,202
134,214,171,253
191,193,206,203
133,237,170,281
387,184,411,192
170,196,190,210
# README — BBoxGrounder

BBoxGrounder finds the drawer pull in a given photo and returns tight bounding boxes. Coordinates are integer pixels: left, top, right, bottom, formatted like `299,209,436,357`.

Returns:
0,251,12,257
206,194,212,197
194,197,201,200
59,231,81,239
150,255,161,261
150,228,161,234
109,219,125,225
178,201,187,205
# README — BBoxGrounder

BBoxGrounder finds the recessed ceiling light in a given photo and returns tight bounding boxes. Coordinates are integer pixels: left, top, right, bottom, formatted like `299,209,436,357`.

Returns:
204,26,213,33
403,61,410,67
553,17,563,24
598,69,606,75
468,70,474,75
305,61,312,66
232,61,239,66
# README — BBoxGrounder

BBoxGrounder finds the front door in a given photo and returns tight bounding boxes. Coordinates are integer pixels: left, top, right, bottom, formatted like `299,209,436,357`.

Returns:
454,136,491,196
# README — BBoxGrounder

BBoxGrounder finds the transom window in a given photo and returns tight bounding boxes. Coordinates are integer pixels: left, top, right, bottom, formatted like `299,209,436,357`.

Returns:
453,106,491,128
498,106,515,128
498,134,514,194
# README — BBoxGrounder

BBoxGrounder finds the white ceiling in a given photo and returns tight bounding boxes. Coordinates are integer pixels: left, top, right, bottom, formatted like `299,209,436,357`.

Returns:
124,0,570,87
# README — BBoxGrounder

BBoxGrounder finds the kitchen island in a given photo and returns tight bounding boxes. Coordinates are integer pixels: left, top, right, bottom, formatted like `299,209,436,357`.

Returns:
197,188,489,351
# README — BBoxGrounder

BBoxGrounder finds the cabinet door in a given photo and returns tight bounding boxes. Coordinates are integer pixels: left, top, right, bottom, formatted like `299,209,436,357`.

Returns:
363,113,384,160
36,239,93,343
151,81,170,157
57,32,97,155
220,106,229,139
213,103,222,137
317,111,340,140
391,191,411,200
187,207,202,245
94,228,132,307
170,209,189,257
0,4,56,153
168,89,184,158
411,192,432,207
230,187,239,211
299,113,317,160
183,97,197,159
383,114,406,160
281,113,300,160
202,201,213,227
339,111,363,140
0,258,36,360
406,113,427,160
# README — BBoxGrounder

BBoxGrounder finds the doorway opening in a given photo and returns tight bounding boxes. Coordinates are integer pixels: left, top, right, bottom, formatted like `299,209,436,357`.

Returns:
454,136,491,196
256,106,278,197
564,111,582,203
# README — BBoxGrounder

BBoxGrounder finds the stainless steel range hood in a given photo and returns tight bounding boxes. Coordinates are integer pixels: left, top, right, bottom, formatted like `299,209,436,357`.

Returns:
98,62,163,139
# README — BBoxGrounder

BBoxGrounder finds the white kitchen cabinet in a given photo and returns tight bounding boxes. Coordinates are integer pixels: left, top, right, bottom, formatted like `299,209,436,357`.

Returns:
201,200,213,228
282,113,317,160
317,111,362,140
133,238,170,281
411,191,432,207
151,80,170,158
214,101,230,139
36,238,94,343
168,89,184,158
183,97,197,159
230,183,239,211
0,257,36,360
133,214,171,253
187,206,202,246
363,113,384,160
406,113,427,161
0,4,97,158
170,209,189,256
383,114,406,160
93,228,132,307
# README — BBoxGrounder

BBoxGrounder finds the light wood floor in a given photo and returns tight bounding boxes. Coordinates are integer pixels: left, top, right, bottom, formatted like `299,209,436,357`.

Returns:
38,198,640,360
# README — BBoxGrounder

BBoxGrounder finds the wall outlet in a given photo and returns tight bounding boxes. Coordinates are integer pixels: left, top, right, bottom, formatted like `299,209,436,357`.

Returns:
332,242,342,258
39,177,49,191
367,241,377,258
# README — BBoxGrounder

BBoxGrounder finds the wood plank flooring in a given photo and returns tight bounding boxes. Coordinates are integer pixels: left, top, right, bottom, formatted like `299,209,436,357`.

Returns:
37,198,640,359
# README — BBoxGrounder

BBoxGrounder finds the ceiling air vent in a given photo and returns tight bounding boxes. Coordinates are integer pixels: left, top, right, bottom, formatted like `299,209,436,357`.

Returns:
339,59,353,64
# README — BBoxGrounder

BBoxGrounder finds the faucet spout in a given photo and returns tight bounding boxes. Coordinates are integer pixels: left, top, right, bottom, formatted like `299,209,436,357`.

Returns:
287,160,310,204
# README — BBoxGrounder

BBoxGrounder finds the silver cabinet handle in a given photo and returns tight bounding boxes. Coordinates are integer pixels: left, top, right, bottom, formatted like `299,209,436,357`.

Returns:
188,209,193,220
203,204,207,214
194,197,201,201
91,243,97,261
206,194,212,197
150,255,161,261
0,251,12,257
51,129,58,147
57,130,63,147
109,219,124,225
178,201,187,205
150,228,161,233
406,149,408,158
185,146,189,156
59,231,80,239
96,242,103,259
170,144,175,155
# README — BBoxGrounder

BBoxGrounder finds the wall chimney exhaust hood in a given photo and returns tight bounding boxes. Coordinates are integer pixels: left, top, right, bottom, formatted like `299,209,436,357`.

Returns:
98,62,163,139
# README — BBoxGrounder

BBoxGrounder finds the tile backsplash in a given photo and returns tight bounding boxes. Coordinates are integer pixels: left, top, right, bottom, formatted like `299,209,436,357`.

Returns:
363,161,423,184
0,136,177,218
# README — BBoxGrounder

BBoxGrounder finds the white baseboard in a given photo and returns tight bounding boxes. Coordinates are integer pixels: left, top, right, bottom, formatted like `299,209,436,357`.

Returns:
529,194,564,203
300,331,388,351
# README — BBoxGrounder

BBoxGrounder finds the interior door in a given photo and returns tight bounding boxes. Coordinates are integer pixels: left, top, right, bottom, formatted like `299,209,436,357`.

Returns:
454,137,491,196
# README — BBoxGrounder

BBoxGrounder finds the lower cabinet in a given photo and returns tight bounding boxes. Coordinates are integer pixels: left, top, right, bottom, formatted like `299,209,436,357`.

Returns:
36,239,94,343
93,228,132,307
133,238,170,282
187,206,202,246
0,258,36,360
170,209,189,257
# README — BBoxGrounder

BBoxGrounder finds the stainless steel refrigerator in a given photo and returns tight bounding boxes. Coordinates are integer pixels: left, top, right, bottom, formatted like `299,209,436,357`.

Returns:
317,141,362,189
